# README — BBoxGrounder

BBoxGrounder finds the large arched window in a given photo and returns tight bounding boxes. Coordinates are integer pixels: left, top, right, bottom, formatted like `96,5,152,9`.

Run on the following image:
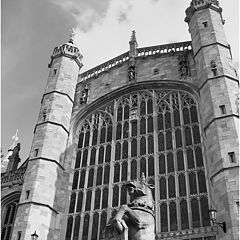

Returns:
66,89,211,239
1,193,20,240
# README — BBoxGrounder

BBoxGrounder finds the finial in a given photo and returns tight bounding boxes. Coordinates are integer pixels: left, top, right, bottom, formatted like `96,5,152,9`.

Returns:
129,30,137,47
69,27,76,44
129,30,138,59
69,27,81,46
10,129,19,150
130,30,137,43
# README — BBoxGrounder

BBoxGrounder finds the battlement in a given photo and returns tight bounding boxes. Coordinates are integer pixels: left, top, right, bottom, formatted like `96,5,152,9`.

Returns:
48,43,83,68
190,0,219,8
80,41,192,81
1,167,27,186
185,0,222,23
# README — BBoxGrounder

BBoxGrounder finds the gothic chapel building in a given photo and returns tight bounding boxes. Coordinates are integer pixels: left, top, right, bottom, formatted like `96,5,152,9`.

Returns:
1,1,239,240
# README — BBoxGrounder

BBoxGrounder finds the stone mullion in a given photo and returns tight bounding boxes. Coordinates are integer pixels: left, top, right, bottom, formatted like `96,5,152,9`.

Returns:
87,212,93,240
96,213,101,240
127,119,131,203
170,92,181,231
109,100,117,215
69,215,75,240
189,105,201,207
195,99,212,210
179,93,192,229
78,212,84,240
153,90,161,234
137,93,141,179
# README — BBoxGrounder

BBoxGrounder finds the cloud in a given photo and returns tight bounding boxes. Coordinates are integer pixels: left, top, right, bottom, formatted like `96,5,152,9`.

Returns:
51,0,163,32
116,1,133,24
118,12,129,23
51,0,111,32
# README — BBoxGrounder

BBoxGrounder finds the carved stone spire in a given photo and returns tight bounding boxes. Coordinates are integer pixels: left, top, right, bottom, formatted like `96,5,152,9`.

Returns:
1,130,20,172
128,30,138,82
129,30,138,58
6,143,21,172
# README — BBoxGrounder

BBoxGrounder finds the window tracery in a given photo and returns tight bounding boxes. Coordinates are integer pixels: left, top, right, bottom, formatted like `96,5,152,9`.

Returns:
66,89,211,239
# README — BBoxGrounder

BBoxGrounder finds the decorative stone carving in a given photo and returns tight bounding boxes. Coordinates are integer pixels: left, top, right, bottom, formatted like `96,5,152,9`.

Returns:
80,87,89,104
101,173,155,240
128,58,136,82
178,52,191,80
210,60,218,76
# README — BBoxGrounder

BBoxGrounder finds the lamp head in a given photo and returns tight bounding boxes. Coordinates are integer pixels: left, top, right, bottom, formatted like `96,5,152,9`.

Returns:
31,231,39,240
208,208,217,222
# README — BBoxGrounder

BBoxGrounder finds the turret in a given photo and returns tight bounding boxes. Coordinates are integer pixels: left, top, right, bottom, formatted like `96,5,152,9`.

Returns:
11,30,83,240
185,1,239,239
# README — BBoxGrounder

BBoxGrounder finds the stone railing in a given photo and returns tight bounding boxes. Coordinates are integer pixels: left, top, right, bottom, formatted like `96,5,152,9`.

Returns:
1,167,27,185
137,41,192,57
80,41,192,81
81,51,129,81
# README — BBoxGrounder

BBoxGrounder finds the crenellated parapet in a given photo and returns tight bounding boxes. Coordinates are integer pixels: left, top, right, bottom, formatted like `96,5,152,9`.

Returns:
1,167,27,187
80,41,192,81
48,43,83,68
185,0,224,23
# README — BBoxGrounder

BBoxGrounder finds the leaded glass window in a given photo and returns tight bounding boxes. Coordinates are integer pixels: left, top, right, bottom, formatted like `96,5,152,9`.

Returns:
66,89,211,240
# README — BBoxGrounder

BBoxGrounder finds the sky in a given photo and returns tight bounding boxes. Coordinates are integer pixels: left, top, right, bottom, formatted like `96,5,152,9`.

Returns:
1,0,239,162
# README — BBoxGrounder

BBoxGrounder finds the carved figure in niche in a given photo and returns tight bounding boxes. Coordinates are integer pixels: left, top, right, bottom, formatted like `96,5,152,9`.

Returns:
178,52,191,80
128,66,136,81
210,60,217,68
101,173,155,240
128,58,136,82
80,87,89,104
210,60,218,76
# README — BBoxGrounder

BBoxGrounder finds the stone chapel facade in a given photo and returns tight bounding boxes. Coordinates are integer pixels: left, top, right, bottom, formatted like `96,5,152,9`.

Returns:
1,1,239,240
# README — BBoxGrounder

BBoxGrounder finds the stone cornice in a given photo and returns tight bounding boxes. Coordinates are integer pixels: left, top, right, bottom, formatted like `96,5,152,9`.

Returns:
34,121,69,135
193,42,231,59
29,157,65,171
41,90,74,104
199,74,239,91
18,201,59,214
203,114,239,132
210,165,239,182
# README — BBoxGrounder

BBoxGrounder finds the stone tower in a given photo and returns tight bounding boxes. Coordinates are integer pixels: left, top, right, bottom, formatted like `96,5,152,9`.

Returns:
10,33,83,239
185,1,239,239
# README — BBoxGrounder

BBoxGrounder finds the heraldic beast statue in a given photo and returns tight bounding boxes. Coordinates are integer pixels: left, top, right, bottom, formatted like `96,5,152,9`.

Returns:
101,173,155,240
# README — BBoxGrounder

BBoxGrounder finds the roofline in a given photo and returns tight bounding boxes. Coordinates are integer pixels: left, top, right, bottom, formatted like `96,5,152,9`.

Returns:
80,40,192,81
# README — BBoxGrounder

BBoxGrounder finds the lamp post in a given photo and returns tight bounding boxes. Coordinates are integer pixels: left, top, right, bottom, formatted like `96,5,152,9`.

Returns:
31,231,39,240
208,208,226,233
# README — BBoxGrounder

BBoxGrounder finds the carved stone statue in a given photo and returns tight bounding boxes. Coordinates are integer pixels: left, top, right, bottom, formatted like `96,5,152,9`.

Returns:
101,173,155,240
80,88,89,104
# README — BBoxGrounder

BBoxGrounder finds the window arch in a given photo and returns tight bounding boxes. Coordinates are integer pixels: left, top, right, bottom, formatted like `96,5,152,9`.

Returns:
67,89,210,239
1,193,20,240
